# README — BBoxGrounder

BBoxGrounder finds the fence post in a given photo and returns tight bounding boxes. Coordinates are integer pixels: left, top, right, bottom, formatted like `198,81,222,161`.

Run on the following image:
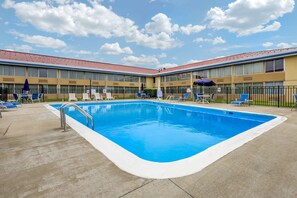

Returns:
277,85,280,108
226,87,229,104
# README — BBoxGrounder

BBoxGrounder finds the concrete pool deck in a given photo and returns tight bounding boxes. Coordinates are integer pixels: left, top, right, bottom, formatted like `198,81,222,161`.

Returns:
1,101,297,197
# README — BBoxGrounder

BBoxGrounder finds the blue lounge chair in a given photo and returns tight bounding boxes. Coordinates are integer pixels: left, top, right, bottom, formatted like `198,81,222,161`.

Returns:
177,93,190,101
29,93,42,102
231,94,249,105
135,92,141,98
0,101,18,118
291,94,297,111
194,93,203,102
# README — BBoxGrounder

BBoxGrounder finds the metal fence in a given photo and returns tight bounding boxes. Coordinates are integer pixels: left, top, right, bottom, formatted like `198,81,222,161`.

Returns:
195,85,297,108
1,86,297,108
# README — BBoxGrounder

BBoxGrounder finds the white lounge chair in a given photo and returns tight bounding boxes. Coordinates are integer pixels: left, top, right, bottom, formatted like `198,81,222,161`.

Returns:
105,92,114,100
93,93,103,101
82,93,91,101
68,93,78,102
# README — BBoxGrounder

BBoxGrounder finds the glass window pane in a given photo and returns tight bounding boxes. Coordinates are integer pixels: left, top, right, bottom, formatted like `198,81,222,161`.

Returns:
39,68,47,78
69,71,76,79
15,67,25,76
4,66,14,76
48,69,57,78
275,59,284,71
244,64,253,75
48,85,57,94
235,65,243,76
60,85,68,93
210,69,218,78
266,60,274,72
224,67,231,76
0,66,3,76
28,68,38,77
61,70,69,78
253,62,263,73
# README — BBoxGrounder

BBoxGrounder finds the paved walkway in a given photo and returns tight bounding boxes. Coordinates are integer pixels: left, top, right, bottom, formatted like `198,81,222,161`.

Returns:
0,102,297,197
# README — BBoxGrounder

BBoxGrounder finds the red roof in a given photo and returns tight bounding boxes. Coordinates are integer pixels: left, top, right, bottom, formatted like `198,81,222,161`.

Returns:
158,47,297,74
0,48,296,75
0,50,157,75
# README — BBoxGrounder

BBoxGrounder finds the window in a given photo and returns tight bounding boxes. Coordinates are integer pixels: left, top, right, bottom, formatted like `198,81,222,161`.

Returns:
108,74,124,81
125,76,139,82
60,85,68,93
275,59,284,71
244,64,253,75
253,62,263,73
28,68,38,77
266,59,284,72
125,87,138,94
265,60,274,72
193,70,208,79
61,70,69,78
0,66,3,76
47,69,57,78
69,71,77,79
140,77,146,83
4,66,14,76
76,71,84,79
161,76,166,82
265,81,284,94
209,69,218,78
47,85,57,94
235,65,244,76
15,67,25,76
39,68,47,78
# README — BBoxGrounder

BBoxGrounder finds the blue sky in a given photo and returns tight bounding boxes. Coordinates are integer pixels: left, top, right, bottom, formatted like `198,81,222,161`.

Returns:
0,0,296,69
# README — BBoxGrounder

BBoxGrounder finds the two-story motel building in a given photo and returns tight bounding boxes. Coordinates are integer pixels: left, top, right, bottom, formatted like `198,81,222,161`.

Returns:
0,47,297,100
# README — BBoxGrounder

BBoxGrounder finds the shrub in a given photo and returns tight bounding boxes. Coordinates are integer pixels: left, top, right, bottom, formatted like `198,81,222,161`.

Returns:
144,88,157,98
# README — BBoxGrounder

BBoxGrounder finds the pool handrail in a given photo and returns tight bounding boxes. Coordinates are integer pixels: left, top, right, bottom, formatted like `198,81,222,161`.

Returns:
60,102,94,131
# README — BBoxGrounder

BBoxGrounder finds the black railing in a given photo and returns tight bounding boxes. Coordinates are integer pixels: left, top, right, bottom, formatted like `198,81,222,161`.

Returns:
196,86,297,107
2,86,297,108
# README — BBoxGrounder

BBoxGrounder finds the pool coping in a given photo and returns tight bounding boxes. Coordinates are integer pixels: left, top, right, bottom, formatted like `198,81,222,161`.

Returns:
45,100,287,179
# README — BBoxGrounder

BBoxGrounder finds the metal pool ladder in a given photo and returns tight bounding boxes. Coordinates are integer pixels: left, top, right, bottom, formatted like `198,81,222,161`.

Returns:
60,103,94,131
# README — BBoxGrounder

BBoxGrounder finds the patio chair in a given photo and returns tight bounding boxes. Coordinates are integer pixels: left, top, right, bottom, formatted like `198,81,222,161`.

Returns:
105,92,114,100
93,93,103,101
177,93,190,101
291,94,297,111
68,93,78,102
0,101,18,118
193,93,203,102
82,93,91,101
231,93,249,106
135,92,141,98
29,93,41,102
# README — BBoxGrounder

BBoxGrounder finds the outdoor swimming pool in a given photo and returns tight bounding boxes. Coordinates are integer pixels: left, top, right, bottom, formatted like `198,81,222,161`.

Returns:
48,101,286,178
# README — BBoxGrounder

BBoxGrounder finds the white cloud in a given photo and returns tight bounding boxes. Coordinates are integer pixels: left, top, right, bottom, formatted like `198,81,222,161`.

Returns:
207,0,294,36
122,55,159,66
6,44,33,52
58,49,93,55
157,63,178,69
276,42,297,48
100,42,133,55
2,0,184,50
194,36,226,45
185,59,202,64
263,42,274,47
11,31,66,48
145,13,179,35
159,53,167,58
180,24,206,35
212,37,226,45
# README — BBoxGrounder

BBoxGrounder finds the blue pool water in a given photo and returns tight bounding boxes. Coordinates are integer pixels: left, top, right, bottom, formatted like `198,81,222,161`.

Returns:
52,101,275,162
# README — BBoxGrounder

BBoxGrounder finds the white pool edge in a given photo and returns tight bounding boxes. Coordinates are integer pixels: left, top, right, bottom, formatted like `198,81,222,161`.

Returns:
45,102,287,179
